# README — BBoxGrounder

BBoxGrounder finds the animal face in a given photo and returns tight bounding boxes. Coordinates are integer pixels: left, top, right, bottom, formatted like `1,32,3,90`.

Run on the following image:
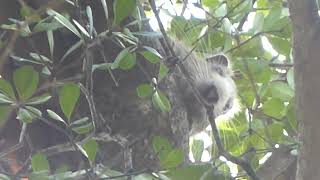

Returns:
167,37,237,134
195,54,237,117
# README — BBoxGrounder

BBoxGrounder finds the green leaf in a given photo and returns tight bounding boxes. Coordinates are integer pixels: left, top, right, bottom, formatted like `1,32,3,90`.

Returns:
0,79,15,98
202,0,220,8
239,90,255,106
113,0,137,25
46,109,66,125
263,7,282,31
160,149,184,169
158,63,169,81
0,106,11,128
215,3,227,17
203,32,225,50
252,12,264,33
61,40,84,62
152,136,172,160
136,84,153,98
29,52,51,63
0,93,13,104
285,100,297,131
47,30,54,57
241,59,271,83
228,0,252,18
233,37,264,57
101,0,109,21
47,9,81,38
13,66,39,100
72,19,90,38
31,153,50,172
119,52,136,70
132,6,142,30
224,34,233,51
140,46,162,64
41,67,51,76
287,68,294,90
191,140,204,162
17,106,41,123
268,36,291,56
152,90,171,112
86,6,93,36
82,139,98,162
263,98,285,119
115,30,138,45
76,143,89,159
20,5,41,22
268,81,294,101
267,17,292,38
10,55,42,65
70,117,93,134
222,19,234,35
219,128,246,156
33,19,64,32
26,94,51,105
267,122,284,142
112,48,136,70
59,83,80,121
1,23,31,37
257,0,268,8
170,17,204,45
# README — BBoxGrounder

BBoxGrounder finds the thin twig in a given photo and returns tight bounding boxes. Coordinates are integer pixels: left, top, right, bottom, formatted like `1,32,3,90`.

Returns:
79,83,97,139
225,30,282,53
0,30,19,74
0,142,24,160
36,115,93,179
268,63,293,68
243,58,260,110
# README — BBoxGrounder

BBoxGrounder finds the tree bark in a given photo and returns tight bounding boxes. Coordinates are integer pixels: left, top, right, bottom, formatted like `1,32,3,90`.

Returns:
287,0,320,179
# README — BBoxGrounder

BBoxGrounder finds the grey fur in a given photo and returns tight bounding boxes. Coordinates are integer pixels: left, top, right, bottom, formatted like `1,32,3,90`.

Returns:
166,38,237,135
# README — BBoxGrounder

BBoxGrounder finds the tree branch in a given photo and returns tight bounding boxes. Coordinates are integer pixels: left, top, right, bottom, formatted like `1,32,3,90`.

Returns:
148,0,260,179
207,110,260,180
256,145,296,180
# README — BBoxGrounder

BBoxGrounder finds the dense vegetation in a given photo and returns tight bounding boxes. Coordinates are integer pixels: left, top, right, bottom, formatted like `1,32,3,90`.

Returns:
0,0,297,179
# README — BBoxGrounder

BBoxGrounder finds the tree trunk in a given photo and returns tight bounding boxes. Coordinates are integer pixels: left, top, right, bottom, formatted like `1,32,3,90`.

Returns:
288,0,320,179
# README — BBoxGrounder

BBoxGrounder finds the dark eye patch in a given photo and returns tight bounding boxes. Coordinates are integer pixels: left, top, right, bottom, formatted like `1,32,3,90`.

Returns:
201,85,219,104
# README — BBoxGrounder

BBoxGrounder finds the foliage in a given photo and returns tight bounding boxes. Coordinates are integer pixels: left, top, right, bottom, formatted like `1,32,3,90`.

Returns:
0,0,296,179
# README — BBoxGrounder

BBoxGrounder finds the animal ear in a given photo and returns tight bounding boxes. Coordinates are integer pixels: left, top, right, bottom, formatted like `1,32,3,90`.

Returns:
206,54,229,67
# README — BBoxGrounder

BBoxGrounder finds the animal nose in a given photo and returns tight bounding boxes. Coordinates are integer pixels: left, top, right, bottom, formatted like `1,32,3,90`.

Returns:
202,85,219,104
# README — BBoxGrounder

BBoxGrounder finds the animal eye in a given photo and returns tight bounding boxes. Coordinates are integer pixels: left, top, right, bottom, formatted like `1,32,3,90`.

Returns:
223,98,233,111
214,67,224,76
